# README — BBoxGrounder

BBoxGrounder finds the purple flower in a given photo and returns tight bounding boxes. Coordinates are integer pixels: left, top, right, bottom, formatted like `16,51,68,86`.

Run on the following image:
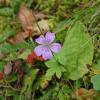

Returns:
34,32,61,60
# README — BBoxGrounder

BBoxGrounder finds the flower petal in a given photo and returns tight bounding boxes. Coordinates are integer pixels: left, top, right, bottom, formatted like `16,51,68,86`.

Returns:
42,48,52,60
34,45,45,56
35,35,46,44
50,43,61,53
45,32,55,43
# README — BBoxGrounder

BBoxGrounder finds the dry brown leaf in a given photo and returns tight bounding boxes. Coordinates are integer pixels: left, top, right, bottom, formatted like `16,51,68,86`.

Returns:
34,12,48,20
0,0,5,4
0,72,4,80
18,5,34,31
0,0,9,6
7,20,50,44
4,62,12,75
73,88,96,100
7,31,30,44
12,60,24,78
89,89,96,97
0,52,6,59
12,60,25,88
27,51,44,65
18,5,49,35
7,5,49,44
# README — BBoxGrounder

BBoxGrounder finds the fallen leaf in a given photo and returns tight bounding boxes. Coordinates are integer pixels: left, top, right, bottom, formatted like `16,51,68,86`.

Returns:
0,72,4,80
27,51,44,65
73,88,96,99
18,5,34,31
0,0,9,6
27,54,34,65
12,60,25,89
75,88,88,96
7,31,30,44
18,5,49,35
88,89,96,97
12,60,24,74
0,0,5,5
34,12,48,20
31,51,44,61
4,62,13,75
0,52,6,59
7,6,49,44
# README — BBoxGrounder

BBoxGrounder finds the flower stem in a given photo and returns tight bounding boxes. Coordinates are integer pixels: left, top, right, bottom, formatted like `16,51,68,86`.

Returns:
33,13,43,35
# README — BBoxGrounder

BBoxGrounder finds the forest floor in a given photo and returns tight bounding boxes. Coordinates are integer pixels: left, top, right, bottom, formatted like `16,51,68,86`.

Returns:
0,0,100,100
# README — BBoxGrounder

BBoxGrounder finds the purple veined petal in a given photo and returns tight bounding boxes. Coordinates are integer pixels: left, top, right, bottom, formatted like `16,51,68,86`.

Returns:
35,35,46,44
45,32,55,43
34,45,46,56
50,43,61,53
42,48,52,60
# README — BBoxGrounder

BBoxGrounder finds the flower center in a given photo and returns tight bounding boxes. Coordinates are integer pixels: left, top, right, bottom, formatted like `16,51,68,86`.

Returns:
44,41,51,48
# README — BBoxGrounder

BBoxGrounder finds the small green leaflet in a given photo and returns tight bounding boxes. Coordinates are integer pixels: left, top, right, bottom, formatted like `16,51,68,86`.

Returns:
45,57,66,79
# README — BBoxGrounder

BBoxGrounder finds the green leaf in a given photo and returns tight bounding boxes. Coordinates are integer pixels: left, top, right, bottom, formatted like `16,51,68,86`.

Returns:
57,21,93,80
0,96,4,100
62,85,72,94
45,57,66,79
0,16,15,33
33,75,49,91
5,73,17,83
0,27,16,43
91,74,100,90
0,41,33,53
13,94,25,100
5,89,16,96
10,0,23,13
39,90,52,100
21,69,39,99
24,0,33,7
58,90,66,100
0,7,14,17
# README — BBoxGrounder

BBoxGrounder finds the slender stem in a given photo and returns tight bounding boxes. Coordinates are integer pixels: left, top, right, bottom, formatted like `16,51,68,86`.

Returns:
33,13,43,35
0,85,20,91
